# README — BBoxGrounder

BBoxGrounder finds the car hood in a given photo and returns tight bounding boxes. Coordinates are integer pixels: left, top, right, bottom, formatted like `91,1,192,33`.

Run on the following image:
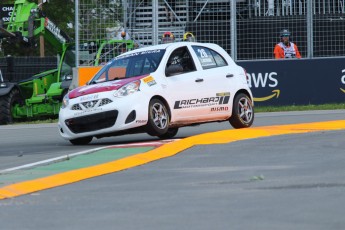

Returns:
69,75,148,99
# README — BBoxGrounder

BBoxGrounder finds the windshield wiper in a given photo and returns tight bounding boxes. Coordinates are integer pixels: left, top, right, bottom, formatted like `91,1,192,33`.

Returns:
106,77,122,82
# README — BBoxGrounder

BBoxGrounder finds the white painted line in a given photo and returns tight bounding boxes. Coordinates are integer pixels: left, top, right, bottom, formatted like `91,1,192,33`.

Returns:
0,146,109,175
0,139,179,175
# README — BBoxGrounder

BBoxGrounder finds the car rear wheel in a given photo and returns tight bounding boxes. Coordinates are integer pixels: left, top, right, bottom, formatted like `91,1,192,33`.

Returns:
229,93,254,128
146,98,170,136
69,136,93,145
158,127,179,139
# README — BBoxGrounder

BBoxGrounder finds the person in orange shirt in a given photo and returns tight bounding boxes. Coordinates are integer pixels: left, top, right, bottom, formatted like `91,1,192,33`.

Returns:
274,29,301,59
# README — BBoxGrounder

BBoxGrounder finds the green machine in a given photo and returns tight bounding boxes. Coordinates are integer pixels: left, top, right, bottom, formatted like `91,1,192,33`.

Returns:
0,0,134,124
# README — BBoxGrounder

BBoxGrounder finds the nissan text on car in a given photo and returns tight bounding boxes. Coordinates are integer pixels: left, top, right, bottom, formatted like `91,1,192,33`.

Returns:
58,42,254,145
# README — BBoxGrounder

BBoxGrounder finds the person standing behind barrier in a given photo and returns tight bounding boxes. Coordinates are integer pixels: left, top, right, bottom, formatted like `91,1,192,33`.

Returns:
183,32,196,42
274,29,301,59
161,31,175,44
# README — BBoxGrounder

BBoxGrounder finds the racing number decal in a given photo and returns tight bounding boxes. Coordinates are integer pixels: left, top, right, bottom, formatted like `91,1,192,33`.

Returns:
197,49,208,58
194,47,216,68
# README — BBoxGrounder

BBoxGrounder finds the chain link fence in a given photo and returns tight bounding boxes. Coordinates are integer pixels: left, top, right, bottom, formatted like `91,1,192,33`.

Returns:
75,0,345,63
0,56,57,82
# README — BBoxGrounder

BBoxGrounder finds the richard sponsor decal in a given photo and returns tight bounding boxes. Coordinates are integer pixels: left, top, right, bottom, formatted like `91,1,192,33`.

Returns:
174,93,230,109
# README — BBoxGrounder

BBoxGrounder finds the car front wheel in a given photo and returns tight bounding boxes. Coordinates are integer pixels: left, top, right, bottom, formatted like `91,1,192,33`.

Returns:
146,98,170,136
158,127,179,139
229,93,254,128
69,136,93,145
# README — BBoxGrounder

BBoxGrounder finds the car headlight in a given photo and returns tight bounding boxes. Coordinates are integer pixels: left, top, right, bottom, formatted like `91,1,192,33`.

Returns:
61,93,70,109
113,80,140,97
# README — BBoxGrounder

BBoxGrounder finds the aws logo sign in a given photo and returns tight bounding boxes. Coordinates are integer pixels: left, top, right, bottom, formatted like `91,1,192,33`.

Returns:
340,69,345,93
247,72,280,102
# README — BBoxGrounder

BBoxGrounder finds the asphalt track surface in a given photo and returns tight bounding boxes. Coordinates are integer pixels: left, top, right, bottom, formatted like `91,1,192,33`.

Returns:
0,110,345,230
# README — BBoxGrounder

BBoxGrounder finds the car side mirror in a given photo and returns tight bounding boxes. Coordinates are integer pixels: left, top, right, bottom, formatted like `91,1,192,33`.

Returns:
165,64,184,76
63,74,73,81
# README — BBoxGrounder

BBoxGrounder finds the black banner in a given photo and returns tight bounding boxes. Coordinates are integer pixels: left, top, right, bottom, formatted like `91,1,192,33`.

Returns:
238,58,345,106
0,4,14,23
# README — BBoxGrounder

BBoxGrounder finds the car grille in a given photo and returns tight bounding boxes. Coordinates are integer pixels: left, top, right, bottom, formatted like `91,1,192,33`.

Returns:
65,110,118,134
71,98,113,111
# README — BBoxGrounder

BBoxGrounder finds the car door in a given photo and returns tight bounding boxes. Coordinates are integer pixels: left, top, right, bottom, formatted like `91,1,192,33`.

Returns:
165,46,204,122
190,45,236,118
164,46,213,122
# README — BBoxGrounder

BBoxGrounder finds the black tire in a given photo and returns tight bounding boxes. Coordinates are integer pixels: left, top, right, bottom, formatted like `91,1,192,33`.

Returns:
158,127,179,139
69,136,93,145
146,98,170,136
229,93,254,129
0,88,24,125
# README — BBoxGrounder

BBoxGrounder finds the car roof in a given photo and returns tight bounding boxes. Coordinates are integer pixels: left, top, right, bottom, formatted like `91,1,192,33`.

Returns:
122,42,221,55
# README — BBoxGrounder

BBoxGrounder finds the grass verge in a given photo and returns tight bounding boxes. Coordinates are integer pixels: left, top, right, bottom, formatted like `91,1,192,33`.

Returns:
254,103,345,113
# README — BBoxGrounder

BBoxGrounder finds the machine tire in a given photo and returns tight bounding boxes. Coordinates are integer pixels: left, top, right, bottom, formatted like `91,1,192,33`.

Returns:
69,136,93,145
0,88,24,125
229,93,254,129
146,98,170,136
158,128,179,139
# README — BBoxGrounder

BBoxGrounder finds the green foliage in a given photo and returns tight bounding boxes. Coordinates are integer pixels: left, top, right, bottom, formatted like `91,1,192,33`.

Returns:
1,0,74,56
1,0,124,56
42,0,75,38
78,0,123,40
1,42,38,57
13,118,58,125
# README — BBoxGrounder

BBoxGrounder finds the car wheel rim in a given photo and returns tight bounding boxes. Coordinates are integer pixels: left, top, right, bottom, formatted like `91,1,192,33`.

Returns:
152,102,168,129
238,97,253,124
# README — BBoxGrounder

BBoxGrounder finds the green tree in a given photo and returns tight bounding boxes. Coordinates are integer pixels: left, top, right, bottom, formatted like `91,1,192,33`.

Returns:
1,0,74,56
78,0,123,40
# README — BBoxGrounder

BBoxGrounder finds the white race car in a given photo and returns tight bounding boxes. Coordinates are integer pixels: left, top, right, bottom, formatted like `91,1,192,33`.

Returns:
58,42,254,145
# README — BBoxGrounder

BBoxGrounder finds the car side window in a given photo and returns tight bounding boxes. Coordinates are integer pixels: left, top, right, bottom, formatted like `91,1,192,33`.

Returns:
210,50,228,67
166,47,196,76
192,46,228,69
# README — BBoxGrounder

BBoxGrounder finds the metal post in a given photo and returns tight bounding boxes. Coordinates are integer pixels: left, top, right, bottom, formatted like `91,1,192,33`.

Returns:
75,0,79,67
123,0,128,29
152,0,159,45
38,0,45,57
230,0,237,60
307,0,313,58
194,0,210,22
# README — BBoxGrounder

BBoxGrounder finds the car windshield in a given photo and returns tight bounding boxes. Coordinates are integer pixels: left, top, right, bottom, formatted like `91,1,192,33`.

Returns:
90,49,165,84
